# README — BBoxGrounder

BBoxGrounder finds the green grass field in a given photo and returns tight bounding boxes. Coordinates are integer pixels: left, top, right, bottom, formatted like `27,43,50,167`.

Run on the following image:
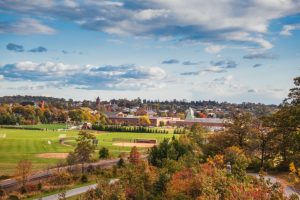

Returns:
0,128,175,175
21,124,68,130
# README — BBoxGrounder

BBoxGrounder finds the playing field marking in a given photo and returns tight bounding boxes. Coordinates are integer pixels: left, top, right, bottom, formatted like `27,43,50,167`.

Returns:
0,134,6,138
36,153,69,159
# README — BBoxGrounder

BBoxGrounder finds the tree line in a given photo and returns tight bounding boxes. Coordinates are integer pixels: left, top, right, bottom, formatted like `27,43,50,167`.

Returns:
205,76,300,171
92,124,169,134
0,104,109,125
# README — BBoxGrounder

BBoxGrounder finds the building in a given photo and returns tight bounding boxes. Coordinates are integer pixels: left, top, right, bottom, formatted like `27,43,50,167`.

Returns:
106,107,225,131
172,118,224,131
107,114,224,130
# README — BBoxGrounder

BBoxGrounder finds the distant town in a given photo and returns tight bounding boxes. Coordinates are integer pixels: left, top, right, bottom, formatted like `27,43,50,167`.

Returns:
0,95,277,132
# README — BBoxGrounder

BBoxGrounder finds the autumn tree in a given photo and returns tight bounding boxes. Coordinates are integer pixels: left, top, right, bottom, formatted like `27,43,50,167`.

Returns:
139,115,151,126
15,160,32,191
204,112,254,158
224,146,249,180
129,146,141,165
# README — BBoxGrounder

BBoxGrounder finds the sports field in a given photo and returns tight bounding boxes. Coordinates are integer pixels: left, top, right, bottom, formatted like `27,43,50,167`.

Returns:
21,124,68,130
0,128,175,175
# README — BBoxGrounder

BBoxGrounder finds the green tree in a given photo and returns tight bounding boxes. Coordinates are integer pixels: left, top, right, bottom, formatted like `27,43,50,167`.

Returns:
225,112,254,151
284,76,300,105
69,109,84,123
189,123,206,148
148,138,192,167
153,172,169,196
68,131,96,173
99,147,109,159
253,117,278,170
271,106,300,169
117,158,125,168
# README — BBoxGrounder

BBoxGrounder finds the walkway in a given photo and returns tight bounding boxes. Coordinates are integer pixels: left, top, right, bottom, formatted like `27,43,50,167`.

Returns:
249,173,300,198
37,184,97,200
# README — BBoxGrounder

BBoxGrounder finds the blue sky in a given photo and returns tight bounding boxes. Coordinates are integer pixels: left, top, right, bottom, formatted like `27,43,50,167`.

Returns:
0,0,299,104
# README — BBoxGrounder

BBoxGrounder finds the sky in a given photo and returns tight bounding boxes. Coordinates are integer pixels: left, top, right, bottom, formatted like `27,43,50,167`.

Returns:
0,0,299,104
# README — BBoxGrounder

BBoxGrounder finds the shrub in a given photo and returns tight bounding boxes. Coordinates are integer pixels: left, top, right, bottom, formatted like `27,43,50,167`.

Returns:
99,147,109,159
37,182,43,191
0,189,5,198
0,175,10,180
8,195,20,200
50,171,73,186
81,174,88,183
86,165,95,174
247,157,261,172
26,183,37,192
20,186,27,194
117,158,125,168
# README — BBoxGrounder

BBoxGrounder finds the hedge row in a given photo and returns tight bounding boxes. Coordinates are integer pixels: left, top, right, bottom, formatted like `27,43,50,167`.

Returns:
92,124,169,134
0,125,44,130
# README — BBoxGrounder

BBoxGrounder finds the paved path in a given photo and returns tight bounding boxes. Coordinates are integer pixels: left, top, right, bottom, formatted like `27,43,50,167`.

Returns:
0,158,121,190
249,173,300,198
37,184,97,200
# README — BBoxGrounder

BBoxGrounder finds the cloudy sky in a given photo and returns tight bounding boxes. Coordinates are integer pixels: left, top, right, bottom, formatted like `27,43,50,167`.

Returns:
0,0,299,104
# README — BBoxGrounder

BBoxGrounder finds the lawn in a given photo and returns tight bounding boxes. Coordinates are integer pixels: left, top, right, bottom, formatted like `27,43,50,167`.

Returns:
0,128,175,175
22,123,69,130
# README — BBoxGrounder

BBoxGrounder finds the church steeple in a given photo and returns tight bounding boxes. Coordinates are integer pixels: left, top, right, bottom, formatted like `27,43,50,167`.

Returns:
96,96,100,109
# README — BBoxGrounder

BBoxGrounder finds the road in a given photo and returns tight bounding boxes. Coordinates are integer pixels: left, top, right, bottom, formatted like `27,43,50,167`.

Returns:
0,158,122,190
249,173,300,198
0,155,147,191
36,173,300,200
37,184,98,200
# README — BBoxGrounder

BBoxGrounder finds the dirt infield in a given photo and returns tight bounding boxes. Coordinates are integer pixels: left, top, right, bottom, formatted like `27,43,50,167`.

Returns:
113,142,156,148
36,153,69,159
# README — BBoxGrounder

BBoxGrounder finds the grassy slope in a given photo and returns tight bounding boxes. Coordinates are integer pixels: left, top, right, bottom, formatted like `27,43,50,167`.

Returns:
0,128,174,175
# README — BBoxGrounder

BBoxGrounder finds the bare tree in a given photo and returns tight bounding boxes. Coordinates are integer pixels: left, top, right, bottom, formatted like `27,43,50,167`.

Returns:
15,160,32,189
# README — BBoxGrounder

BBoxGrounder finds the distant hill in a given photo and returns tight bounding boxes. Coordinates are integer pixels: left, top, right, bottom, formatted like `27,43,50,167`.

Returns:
0,95,67,104
0,95,277,117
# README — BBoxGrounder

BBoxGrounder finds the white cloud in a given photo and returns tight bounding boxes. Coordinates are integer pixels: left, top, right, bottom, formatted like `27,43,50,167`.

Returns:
0,18,55,35
191,75,246,98
0,61,168,90
63,0,78,8
205,45,225,54
280,24,300,36
214,75,233,83
204,67,227,73
2,0,300,48
224,31,273,50
134,9,170,21
14,61,82,75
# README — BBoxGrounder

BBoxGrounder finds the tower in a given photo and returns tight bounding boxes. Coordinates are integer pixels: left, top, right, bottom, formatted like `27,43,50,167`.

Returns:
96,97,100,109
185,107,195,120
